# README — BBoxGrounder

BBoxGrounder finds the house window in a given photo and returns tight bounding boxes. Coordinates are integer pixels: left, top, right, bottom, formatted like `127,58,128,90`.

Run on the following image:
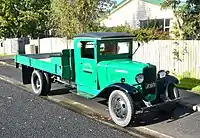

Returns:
139,18,171,32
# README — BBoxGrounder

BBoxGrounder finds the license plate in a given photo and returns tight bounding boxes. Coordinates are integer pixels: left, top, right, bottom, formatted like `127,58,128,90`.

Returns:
145,83,156,89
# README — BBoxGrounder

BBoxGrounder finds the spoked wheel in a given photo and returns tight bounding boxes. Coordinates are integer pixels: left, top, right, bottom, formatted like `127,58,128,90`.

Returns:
31,70,50,96
108,90,135,127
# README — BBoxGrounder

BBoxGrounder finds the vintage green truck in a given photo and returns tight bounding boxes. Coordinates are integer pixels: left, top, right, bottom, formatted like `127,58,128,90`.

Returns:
14,32,180,127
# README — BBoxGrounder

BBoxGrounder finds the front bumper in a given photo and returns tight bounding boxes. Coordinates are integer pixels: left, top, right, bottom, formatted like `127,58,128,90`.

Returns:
139,97,181,113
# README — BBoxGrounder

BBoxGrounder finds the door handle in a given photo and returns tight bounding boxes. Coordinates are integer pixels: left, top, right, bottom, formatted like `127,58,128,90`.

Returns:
83,70,92,73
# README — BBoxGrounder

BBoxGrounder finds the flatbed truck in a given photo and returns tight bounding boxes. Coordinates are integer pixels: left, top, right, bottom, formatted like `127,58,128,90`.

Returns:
14,32,180,127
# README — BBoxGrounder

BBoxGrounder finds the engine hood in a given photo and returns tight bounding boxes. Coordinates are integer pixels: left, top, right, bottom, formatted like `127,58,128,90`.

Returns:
98,59,149,73
103,59,148,69
97,59,150,86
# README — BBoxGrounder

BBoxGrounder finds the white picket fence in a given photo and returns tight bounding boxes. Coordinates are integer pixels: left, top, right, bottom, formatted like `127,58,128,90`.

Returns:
0,38,29,55
36,39,200,78
1,37,199,78
132,40,200,79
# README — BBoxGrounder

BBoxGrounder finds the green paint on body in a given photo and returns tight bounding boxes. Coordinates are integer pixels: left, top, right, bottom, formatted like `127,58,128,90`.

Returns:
97,59,148,89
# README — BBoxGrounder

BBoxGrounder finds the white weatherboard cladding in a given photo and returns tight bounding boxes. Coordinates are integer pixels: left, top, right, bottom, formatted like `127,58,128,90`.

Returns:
101,0,174,29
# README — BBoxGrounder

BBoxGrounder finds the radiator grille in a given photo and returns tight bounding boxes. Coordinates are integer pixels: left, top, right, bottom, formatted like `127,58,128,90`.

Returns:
142,65,157,97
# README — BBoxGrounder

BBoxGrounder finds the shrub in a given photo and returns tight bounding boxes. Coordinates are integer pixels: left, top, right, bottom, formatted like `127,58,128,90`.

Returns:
94,25,170,42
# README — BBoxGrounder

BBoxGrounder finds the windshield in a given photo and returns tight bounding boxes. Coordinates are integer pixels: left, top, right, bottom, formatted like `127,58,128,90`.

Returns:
99,41,130,56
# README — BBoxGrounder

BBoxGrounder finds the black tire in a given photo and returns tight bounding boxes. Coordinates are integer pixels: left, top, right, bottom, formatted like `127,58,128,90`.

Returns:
159,84,180,113
168,84,180,100
43,72,51,95
108,90,135,127
31,70,46,96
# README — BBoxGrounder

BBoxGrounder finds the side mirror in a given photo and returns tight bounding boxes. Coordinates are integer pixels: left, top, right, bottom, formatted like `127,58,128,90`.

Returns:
132,42,141,56
138,42,141,47
78,42,82,48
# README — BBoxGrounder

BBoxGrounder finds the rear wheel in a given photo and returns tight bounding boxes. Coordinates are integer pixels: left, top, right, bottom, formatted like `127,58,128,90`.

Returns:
159,84,180,113
31,70,49,96
108,90,135,127
43,72,51,94
168,84,180,100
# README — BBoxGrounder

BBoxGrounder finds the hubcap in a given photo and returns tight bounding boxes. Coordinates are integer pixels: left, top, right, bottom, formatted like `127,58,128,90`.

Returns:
33,76,41,90
36,79,40,89
111,95,128,120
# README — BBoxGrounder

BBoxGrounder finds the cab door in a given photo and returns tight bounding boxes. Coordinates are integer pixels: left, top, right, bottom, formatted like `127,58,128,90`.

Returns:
75,40,98,94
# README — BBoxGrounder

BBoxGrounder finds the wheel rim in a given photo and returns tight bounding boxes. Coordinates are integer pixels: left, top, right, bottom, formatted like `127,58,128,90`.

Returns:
111,95,128,120
173,87,179,99
36,79,40,89
33,76,41,90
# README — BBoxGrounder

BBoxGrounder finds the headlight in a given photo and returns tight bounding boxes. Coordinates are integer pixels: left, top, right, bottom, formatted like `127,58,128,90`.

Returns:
135,74,144,83
158,70,166,78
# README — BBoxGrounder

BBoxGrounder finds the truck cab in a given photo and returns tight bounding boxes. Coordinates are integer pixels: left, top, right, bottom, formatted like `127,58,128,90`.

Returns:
73,32,134,97
14,32,181,127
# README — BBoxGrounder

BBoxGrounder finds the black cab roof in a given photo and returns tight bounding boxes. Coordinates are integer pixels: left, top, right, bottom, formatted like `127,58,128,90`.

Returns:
74,32,135,39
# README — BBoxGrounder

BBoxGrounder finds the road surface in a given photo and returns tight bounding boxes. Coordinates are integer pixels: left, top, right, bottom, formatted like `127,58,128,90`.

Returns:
0,79,139,138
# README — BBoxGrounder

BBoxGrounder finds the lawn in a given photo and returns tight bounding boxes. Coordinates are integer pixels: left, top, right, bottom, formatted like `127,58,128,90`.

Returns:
177,77,200,92
0,54,7,56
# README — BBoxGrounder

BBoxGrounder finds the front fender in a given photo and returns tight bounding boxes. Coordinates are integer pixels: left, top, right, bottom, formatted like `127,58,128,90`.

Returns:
99,83,140,99
163,75,179,86
108,83,138,93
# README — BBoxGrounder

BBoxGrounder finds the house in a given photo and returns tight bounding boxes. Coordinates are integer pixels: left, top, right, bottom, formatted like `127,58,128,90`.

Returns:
100,0,175,32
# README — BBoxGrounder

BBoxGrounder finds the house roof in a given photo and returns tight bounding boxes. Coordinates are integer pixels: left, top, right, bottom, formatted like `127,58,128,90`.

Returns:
100,0,165,21
74,32,135,39
111,0,165,13
143,0,165,5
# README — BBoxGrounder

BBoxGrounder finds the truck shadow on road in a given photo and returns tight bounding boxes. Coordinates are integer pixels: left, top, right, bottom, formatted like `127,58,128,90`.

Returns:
48,88,71,96
46,87,196,128
130,104,196,127
97,99,196,127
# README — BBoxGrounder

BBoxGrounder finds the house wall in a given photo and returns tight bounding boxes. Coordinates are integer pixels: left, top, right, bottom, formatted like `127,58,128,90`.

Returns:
101,0,174,30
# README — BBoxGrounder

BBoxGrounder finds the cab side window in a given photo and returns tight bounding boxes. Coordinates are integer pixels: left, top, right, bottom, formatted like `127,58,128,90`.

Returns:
80,41,94,59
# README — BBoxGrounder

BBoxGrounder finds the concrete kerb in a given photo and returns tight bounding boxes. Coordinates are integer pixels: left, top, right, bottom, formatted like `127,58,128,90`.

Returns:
0,67,174,138
0,61,20,69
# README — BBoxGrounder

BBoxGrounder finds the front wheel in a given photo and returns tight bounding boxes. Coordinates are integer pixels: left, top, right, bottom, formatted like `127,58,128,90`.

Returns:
108,90,135,127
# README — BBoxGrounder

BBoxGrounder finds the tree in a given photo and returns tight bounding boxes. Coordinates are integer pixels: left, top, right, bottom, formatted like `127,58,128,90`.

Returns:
0,0,51,38
161,0,200,40
50,0,117,38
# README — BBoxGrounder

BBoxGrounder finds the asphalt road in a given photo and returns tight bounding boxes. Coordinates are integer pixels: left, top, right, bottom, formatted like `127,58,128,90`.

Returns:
1,60,200,138
0,79,138,138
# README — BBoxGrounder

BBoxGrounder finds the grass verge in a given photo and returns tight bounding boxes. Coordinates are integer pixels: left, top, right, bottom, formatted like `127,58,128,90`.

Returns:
177,77,200,92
